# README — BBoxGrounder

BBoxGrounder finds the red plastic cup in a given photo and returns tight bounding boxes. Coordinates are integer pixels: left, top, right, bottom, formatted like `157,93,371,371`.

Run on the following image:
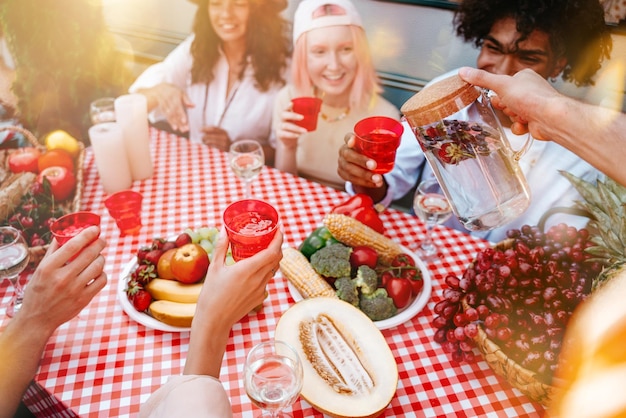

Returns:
104,190,143,236
50,211,101,246
223,199,279,262
291,97,322,131
353,116,404,174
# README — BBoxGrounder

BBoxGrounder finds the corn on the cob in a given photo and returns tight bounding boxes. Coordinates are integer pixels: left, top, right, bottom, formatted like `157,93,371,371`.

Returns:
324,213,402,264
280,247,337,299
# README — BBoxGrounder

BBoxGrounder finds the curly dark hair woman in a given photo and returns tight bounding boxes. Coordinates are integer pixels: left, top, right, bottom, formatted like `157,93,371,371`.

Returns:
454,0,612,86
0,0,131,142
190,0,291,91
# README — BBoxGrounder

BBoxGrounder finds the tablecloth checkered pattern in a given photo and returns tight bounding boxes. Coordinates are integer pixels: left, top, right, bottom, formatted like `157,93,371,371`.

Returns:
0,128,545,417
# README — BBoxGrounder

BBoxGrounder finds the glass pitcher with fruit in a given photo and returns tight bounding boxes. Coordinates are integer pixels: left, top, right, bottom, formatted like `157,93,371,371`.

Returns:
401,74,532,231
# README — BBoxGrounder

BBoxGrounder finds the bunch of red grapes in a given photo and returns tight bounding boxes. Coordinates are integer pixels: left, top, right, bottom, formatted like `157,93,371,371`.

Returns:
433,224,604,383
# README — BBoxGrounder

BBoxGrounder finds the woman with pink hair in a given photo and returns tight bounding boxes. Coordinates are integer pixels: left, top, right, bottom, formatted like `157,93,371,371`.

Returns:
272,0,398,190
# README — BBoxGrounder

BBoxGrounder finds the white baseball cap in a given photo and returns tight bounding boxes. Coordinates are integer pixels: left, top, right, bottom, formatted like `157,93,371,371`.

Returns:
292,0,364,44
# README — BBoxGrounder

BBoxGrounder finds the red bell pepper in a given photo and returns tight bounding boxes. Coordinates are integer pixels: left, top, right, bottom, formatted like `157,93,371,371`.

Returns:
331,194,385,234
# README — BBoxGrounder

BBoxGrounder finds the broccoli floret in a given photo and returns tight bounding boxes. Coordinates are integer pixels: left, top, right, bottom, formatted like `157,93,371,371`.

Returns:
353,265,378,295
359,288,397,321
334,276,359,307
310,243,352,279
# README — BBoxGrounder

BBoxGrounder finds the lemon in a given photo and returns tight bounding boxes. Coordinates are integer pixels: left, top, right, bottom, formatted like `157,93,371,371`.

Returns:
44,130,81,158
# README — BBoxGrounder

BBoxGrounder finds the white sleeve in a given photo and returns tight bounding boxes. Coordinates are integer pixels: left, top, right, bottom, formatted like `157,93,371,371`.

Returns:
139,375,233,418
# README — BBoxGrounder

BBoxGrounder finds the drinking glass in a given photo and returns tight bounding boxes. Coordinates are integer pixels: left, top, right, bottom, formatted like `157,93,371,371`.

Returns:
229,139,265,199
0,226,30,317
244,340,303,418
90,97,116,125
413,179,452,260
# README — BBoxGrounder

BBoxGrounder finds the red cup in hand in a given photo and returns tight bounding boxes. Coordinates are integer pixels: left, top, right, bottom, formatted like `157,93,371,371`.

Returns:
291,97,322,132
353,116,404,174
50,211,101,246
223,199,279,261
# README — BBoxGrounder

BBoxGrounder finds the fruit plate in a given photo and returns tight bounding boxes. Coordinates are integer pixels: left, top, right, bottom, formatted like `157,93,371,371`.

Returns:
117,257,191,333
287,245,432,330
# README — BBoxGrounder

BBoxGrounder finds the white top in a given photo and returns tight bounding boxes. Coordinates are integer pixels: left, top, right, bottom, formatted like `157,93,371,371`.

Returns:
139,375,233,418
348,69,603,242
130,35,283,146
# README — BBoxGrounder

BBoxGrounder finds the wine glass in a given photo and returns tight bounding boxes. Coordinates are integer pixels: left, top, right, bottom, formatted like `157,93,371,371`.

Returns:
89,97,116,125
244,340,303,418
229,139,265,199
0,226,31,317
413,179,452,260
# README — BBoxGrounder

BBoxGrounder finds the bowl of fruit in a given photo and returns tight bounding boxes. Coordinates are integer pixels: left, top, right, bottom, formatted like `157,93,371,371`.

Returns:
432,223,603,404
281,213,432,330
117,226,227,332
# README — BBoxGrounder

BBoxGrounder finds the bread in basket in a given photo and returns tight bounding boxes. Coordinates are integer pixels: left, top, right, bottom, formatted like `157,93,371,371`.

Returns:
0,125,84,266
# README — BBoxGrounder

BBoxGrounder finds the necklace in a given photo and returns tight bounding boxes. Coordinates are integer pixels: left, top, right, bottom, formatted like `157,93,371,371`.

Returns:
320,107,350,123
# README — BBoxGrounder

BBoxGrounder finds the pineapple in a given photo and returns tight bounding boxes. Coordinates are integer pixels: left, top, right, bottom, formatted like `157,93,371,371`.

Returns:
561,171,626,290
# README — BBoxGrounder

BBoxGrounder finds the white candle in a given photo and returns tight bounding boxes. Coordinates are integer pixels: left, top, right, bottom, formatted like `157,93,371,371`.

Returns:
88,122,133,194
114,94,154,181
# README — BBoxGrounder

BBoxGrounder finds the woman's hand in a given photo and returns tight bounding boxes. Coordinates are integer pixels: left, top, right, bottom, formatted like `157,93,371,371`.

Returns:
138,83,194,133
194,228,283,328
184,227,283,377
201,126,231,152
19,226,107,334
276,104,307,150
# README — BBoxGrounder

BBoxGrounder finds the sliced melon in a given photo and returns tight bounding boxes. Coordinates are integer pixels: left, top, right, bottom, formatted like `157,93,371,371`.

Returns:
145,278,203,303
275,297,398,418
149,300,196,328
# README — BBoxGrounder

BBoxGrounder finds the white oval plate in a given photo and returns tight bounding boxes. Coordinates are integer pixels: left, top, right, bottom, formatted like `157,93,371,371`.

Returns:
117,257,192,333
287,245,432,330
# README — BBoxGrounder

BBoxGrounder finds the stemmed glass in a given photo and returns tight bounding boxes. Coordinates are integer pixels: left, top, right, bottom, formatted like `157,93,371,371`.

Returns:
0,226,31,317
413,179,452,260
229,139,265,199
244,340,303,418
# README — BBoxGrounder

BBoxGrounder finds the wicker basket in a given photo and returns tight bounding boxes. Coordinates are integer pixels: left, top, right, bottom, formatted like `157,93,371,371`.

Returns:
0,125,84,266
463,239,554,406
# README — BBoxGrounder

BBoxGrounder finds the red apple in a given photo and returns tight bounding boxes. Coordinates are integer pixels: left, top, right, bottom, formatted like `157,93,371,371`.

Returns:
37,165,76,201
8,147,41,173
170,243,209,284
157,248,178,280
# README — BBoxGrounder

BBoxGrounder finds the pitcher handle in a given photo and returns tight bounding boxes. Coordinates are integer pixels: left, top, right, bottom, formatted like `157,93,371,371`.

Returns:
512,133,534,162
483,88,534,163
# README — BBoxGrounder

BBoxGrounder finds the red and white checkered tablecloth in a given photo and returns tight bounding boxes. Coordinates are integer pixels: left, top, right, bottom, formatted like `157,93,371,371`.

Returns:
0,128,545,417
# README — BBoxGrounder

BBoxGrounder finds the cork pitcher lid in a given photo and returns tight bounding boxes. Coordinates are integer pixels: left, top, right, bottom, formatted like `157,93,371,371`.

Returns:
401,74,480,126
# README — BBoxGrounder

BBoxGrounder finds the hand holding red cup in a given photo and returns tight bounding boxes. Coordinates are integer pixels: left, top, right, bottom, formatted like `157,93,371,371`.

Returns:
353,116,404,174
291,97,322,132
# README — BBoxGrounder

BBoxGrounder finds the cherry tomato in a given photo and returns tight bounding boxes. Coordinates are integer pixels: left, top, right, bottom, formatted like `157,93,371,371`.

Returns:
391,253,415,268
380,271,394,287
37,166,76,201
385,276,412,309
408,277,424,296
8,147,41,173
349,245,378,269
38,148,75,173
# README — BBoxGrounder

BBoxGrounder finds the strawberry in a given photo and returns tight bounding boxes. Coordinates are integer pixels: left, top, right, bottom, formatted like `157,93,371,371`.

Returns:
126,279,152,312
134,264,157,285
136,246,151,264
438,143,473,165
143,249,164,266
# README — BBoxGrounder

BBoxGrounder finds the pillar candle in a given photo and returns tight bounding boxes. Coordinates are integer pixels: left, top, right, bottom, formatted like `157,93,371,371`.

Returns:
88,122,133,194
114,94,154,181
